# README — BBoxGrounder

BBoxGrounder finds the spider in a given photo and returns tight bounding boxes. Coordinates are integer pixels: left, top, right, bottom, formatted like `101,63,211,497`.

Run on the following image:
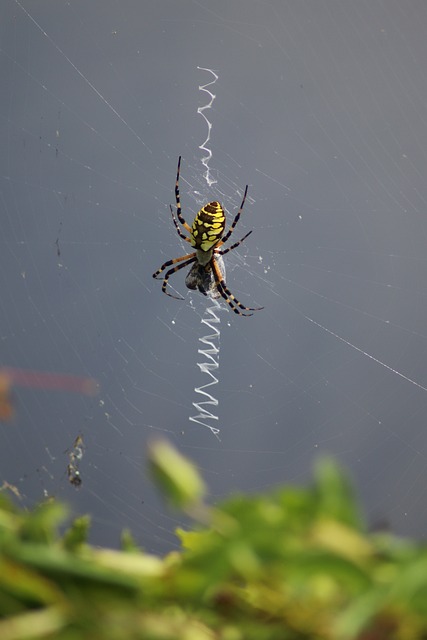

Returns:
152,157,263,316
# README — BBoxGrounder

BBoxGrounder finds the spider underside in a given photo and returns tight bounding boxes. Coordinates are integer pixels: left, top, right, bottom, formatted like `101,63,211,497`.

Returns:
152,156,263,317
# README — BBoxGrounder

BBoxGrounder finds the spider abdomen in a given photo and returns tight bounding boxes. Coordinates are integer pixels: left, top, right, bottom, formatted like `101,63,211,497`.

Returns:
191,201,225,252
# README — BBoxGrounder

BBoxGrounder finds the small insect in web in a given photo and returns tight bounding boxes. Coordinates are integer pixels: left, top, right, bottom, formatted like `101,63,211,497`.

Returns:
66,434,85,489
185,254,226,299
152,157,263,316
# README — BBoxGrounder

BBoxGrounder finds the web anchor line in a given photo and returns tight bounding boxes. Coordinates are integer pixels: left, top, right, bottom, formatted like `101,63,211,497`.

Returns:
304,314,427,393
189,303,222,440
197,66,218,187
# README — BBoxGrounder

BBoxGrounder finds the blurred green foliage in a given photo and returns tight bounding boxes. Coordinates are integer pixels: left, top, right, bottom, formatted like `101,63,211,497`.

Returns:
1,440,427,639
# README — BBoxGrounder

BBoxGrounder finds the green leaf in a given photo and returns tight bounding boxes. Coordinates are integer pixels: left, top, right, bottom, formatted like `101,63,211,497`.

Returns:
313,457,363,529
62,515,91,551
148,439,206,510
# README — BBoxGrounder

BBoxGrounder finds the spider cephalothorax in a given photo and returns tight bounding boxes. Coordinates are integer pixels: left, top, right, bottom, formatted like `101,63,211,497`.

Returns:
152,157,263,316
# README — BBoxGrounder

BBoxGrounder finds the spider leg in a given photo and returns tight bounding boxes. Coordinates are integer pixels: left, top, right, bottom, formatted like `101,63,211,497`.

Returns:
152,252,196,279
153,252,197,299
152,253,196,280
211,257,263,316
174,156,192,234
216,184,248,248
215,230,253,256
170,205,192,244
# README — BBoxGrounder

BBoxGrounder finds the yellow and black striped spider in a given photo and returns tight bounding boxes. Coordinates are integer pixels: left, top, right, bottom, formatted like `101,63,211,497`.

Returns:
152,157,263,316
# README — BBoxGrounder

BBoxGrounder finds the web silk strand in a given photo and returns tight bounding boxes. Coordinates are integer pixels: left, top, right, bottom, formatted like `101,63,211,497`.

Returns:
189,304,222,440
197,67,218,187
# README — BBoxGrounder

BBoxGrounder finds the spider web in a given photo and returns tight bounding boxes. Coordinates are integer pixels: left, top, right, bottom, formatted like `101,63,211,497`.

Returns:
2,0,427,552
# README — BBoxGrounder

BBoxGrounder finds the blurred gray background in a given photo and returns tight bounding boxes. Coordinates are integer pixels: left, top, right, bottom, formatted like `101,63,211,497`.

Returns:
2,0,427,552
